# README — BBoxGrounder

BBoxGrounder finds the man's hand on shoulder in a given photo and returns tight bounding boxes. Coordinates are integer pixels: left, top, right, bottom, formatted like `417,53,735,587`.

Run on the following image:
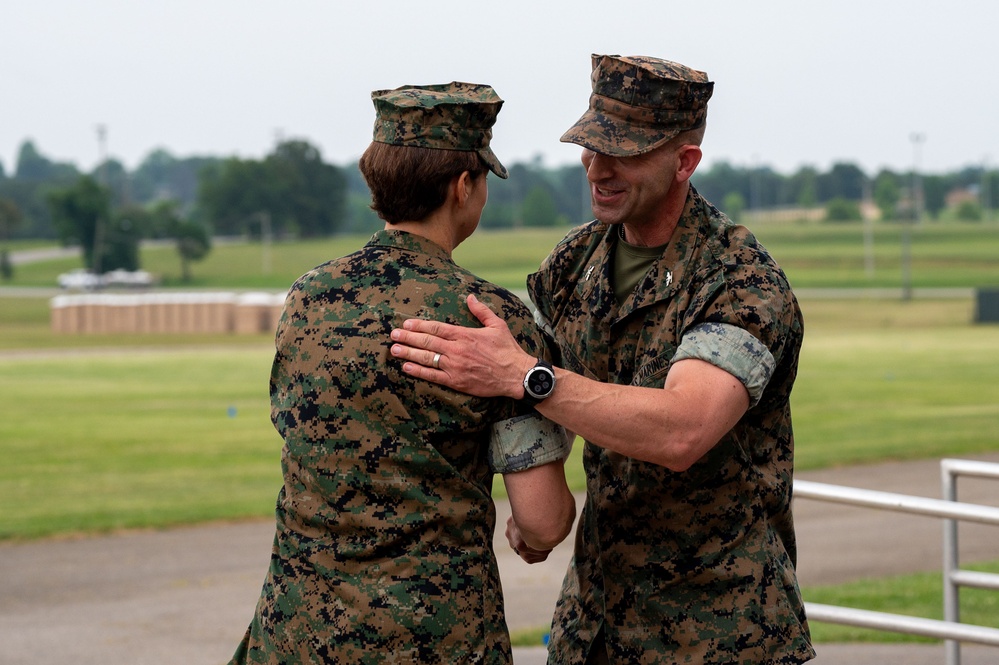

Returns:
390,294,534,399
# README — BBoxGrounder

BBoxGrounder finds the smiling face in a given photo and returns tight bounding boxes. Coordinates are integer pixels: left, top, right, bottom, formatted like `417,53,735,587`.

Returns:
581,137,702,245
582,145,680,227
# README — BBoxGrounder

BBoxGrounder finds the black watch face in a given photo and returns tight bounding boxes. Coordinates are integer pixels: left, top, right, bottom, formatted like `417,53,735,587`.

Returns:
526,367,555,398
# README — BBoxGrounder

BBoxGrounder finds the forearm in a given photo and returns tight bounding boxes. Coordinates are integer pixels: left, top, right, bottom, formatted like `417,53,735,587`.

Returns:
535,360,749,471
534,371,690,470
503,459,576,551
469,352,695,468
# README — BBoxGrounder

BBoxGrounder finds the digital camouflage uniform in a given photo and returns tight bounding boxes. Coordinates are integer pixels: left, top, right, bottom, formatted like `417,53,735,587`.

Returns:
230,83,570,664
529,187,814,664
533,53,814,664
229,230,570,665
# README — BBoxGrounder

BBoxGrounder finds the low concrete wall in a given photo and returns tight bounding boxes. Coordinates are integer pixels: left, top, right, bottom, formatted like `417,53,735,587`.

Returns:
50,292,287,335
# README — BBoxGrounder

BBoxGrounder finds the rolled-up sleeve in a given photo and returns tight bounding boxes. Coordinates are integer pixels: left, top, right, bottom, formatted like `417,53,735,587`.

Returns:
673,322,776,407
488,413,572,474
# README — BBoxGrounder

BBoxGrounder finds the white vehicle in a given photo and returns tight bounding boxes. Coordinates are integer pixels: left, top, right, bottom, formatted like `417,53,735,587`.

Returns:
103,269,154,288
57,269,154,290
57,269,104,290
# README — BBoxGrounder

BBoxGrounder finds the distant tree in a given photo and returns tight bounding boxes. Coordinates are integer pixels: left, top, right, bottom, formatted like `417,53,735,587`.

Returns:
748,166,782,209
521,185,560,227
983,170,999,217
0,197,23,241
0,249,11,281
694,161,747,208
0,179,55,240
479,201,517,230
130,149,219,211
1,143,79,239
130,149,177,203
341,160,382,234
921,175,948,220
197,158,273,236
197,139,347,238
266,140,347,237
175,219,212,281
873,170,901,221
0,197,18,280
104,210,142,271
824,197,862,222
549,164,589,226
346,194,383,234
790,166,818,208
722,192,746,223
494,163,542,226
48,176,107,269
817,162,867,202
91,158,131,207
956,200,982,221
47,175,139,272
14,140,79,183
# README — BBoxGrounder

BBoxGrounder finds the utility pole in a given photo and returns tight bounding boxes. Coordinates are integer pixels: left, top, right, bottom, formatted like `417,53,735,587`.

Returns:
260,211,272,275
863,176,875,279
983,155,992,223
903,133,925,302
94,124,108,277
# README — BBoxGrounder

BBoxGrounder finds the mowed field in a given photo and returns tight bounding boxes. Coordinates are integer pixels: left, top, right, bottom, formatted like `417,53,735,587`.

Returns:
3,221,999,539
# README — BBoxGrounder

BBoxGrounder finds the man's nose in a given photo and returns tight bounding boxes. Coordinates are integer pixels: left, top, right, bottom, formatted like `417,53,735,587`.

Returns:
584,151,615,181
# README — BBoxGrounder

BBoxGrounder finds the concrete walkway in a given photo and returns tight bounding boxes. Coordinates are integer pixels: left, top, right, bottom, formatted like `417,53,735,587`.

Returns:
2,453,998,664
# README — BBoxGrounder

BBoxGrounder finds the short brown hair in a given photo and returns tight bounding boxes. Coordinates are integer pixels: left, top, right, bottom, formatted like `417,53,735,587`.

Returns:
358,142,486,224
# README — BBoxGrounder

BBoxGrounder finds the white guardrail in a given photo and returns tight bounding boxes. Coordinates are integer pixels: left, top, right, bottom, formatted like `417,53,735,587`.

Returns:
793,458,999,665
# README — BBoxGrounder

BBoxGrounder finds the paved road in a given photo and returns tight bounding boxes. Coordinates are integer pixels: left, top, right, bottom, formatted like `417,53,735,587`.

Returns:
2,453,998,665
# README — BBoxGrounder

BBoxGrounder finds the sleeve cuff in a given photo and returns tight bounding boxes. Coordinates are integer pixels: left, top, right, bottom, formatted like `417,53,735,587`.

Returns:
673,322,776,407
488,413,572,474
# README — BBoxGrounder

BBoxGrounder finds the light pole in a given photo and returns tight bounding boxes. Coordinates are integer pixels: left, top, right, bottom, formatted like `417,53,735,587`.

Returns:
983,155,992,223
903,133,925,301
94,124,108,277
863,175,875,279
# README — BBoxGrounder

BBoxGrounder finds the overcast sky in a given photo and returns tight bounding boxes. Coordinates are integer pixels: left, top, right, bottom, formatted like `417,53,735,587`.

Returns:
3,1,995,177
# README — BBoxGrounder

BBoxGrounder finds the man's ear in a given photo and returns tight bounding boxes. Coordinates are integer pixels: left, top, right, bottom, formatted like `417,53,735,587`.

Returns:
676,145,702,183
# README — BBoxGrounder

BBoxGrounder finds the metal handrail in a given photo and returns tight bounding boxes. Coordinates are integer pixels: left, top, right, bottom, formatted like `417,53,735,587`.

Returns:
793,480,999,524
804,602,999,646
793,464,999,663
941,459,999,664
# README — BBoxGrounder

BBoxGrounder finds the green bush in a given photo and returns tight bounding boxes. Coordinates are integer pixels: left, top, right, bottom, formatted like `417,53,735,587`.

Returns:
824,197,862,222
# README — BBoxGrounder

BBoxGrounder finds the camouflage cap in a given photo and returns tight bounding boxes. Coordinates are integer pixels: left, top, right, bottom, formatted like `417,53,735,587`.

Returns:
370,81,509,179
560,54,714,157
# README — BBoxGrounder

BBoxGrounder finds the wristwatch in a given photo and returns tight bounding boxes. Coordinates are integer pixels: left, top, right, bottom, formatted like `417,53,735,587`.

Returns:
522,358,556,405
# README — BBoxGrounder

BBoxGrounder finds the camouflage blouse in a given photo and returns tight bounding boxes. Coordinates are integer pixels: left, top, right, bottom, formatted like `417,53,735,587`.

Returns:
230,230,569,665
529,188,815,664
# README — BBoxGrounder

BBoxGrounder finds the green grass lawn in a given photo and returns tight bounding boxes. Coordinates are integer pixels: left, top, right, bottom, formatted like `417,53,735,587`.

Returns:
4,297,997,540
793,299,999,469
751,220,999,289
0,347,282,539
802,561,999,643
5,219,999,292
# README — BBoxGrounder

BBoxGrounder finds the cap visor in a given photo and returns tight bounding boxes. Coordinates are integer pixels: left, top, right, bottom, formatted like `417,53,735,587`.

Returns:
478,147,508,179
559,110,674,157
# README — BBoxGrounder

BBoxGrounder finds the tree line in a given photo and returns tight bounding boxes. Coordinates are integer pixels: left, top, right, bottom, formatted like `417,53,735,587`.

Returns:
1,138,996,280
